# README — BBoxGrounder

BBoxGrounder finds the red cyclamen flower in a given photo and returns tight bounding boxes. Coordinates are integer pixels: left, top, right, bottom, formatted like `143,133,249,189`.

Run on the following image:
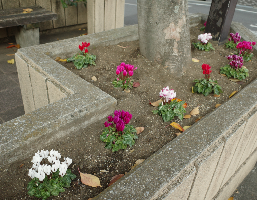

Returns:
202,64,212,74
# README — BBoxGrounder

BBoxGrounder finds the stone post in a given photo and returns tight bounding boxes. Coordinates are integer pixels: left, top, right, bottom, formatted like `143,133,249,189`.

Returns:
205,0,238,43
137,0,191,76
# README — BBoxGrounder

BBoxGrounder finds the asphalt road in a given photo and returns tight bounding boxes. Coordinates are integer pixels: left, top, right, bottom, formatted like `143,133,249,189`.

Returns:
124,0,257,36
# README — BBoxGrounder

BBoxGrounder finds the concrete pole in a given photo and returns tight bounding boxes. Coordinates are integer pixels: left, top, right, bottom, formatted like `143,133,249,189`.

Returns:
137,0,191,76
205,0,238,44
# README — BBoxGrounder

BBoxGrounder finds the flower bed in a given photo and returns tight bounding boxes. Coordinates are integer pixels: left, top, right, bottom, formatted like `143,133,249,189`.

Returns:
1,15,257,199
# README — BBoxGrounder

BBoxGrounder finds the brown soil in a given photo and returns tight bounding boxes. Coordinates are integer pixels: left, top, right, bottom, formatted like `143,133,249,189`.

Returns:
1,23,257,200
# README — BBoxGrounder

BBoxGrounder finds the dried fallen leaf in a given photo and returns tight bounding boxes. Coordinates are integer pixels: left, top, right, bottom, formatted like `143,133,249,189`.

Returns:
133,82,140,88
229,91,237,98
100,170,109,173
55,57,61,61
88,198,93,200
124,89,130,93
192,58,199,62
170,122,184,132
91,76,97,81
117,45,127,48
183,126,191,131
7,59,14,64
108,174,124,186
220,74,227,77
192,86,194,93
80,172,102,187
215,104,221,108
183,115,191,119
6,45,16,48
228,197,234,200
15,44,20,49
151,99,162,107
214,94,220,97
59,59,67,62
129,149,135,153
236,81,244,85
190,106,199,116
6,54,14,56
195,117,202,122
229,78,240,82
175,132,182,136
23,8,33,13
135,127,144,135
79,28,81,30
131,159,145,170
171,98,187,108
19,164,24,168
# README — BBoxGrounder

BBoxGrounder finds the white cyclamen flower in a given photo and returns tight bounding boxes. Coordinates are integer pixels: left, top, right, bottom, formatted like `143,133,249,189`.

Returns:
63,157,72,166
28,168,36,179
52,163,60,172
59,163,68,177
198,33,212,43
35,171,45,181
159,86,176,102
38,149,49,159
31,154,42,164
43,165,52,176
50,149,61,160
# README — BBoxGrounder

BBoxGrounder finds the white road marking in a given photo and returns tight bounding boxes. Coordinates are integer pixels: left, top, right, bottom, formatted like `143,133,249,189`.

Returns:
250,24,257,28
125,3,137,6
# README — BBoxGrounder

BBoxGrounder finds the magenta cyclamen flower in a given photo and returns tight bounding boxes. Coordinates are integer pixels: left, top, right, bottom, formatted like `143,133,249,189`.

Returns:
229,32,241,43
227,55,244,69
236,41,254,55
105,110,132,132
116,62,137,77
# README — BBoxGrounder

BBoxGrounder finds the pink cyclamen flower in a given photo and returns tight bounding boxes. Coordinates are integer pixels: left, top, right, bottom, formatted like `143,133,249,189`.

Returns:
252,41,256,46
159,86,176,102
116,69,121,75
129,71,133,76
198,33,212,44
204,21,207,27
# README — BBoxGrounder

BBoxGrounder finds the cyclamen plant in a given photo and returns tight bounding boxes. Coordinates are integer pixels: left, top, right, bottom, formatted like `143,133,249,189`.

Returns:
153,87,186,122
220,55,249,80
112,62,137,90
225,32,241,49
236,41,256,62
100,110,138,152
27,150,76,200
200,21,207,31
67,41,96,69
193,64,222,96
193,33,215,51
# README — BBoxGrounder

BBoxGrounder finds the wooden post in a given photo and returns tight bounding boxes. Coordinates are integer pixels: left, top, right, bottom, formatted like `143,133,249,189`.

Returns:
205,0,238,44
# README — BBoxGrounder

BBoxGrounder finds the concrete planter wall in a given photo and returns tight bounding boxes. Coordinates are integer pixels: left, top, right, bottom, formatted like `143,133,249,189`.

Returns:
1,14,257,199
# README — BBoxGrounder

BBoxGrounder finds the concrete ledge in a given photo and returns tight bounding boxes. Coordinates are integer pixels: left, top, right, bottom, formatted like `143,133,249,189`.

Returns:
1,13,257,200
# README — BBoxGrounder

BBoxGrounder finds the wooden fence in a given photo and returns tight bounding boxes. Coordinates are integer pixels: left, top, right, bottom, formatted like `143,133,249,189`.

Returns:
0,0,87,39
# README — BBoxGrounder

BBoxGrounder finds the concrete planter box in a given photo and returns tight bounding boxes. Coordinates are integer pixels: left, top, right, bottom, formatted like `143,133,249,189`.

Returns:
1,14,257,199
